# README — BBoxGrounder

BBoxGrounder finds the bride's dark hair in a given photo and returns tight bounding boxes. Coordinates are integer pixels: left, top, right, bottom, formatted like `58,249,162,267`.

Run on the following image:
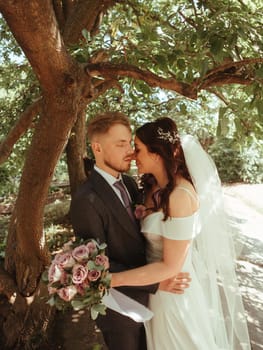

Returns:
136,117,192,220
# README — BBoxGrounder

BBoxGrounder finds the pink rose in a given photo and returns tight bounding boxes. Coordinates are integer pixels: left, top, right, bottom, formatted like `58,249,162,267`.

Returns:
48,263,63,283
95,254,109,269
88,269,101,281
48,285,57,295
60,271,71,285
72,264,88,284
76,280,89,296
86,241,98,255
54,252,75,268
57,285,77,302
72,245,89,262
134,205,147,220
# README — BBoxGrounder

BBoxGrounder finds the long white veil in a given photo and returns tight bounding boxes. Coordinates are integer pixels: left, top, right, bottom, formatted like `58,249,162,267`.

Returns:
181,135,251,350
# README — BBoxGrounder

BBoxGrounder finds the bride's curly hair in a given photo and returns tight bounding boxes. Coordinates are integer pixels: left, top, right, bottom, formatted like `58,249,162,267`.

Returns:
136,117,192,220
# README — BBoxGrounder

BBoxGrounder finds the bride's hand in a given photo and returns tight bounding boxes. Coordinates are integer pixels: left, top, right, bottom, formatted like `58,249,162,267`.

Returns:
159,272,191,294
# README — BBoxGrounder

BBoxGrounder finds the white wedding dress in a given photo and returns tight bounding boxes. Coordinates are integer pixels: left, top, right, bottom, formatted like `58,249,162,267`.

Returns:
142,185,251,350
142,188,222,350
103,135,250,349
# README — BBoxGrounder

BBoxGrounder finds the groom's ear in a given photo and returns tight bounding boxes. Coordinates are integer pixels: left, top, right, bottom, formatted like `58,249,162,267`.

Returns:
91,142,101,153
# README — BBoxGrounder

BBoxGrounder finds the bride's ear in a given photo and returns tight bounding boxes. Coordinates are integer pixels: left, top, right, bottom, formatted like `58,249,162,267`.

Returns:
152,153,160,162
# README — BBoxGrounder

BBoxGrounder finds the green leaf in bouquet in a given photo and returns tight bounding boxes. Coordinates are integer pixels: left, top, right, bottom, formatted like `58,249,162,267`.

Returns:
94,303,107,314
93,264,105,271
87,260,96,269
71,299,86,310
91,307,99,320
55,299,67,311
100,274,111,288
82,294,93,305
46,295,56,306
90,303,107,320
98,242,107,250
41,269,49,282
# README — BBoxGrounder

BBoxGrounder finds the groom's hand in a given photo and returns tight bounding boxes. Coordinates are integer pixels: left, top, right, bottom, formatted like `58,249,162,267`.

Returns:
159,272,191,294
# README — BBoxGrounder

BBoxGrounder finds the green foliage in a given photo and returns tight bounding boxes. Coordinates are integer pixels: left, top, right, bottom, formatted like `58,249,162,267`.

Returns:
0,42,65,195
81,0,263,143
0,165,18,196
0,17,40,194
98,0,263,76
1,2,263,187
209,137,263,183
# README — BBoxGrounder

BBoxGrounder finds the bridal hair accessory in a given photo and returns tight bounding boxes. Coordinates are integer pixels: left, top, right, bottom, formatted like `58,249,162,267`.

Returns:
157,127,179,144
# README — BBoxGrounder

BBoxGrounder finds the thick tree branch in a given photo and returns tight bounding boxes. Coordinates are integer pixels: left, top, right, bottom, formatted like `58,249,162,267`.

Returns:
52,0,66,30
0,99,42,165
0,0,76,94
85,62,196,98
62,0,116,45
200,74,252,89
203,57,263,79
86,58,263,99
197,58,263,89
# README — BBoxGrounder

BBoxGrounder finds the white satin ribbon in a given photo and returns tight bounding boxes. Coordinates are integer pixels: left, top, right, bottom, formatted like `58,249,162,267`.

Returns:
102,288,154,322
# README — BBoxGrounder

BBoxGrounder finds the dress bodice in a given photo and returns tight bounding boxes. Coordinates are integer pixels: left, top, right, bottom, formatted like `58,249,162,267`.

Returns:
141,211,201,264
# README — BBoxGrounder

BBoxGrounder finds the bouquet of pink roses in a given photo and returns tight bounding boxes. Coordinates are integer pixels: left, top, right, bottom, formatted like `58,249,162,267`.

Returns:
42,238,111,320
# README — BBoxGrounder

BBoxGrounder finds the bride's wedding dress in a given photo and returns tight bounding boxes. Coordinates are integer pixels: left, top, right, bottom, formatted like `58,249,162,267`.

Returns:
142,195,221,349
142,135,251,350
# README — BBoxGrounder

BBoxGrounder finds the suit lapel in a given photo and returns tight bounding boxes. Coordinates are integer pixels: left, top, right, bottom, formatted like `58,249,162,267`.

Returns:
89,170,141,241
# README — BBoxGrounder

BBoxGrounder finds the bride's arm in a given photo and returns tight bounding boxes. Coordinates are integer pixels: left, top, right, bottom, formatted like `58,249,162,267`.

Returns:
111,238,190,287
111,187,196,288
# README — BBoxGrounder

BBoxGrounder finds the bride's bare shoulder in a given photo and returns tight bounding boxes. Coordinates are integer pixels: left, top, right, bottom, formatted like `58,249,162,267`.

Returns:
169,180,198,217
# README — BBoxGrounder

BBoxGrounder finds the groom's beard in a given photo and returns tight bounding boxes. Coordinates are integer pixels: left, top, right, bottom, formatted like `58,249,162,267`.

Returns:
104,158,131,174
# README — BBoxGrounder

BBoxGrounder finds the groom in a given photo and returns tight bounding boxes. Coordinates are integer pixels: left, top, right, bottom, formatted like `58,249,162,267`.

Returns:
70,112,189,350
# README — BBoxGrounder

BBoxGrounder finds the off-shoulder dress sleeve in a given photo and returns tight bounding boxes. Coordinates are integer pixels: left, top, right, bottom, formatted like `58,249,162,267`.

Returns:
160,212,200,240
141,211,200,241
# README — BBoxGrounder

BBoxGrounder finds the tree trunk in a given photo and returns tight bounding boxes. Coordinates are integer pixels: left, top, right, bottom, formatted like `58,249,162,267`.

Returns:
2,75,87,347
0,1,117,348
66,109,87,196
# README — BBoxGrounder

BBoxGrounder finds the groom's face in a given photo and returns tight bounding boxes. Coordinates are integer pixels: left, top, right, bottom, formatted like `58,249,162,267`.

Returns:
93,124,134,177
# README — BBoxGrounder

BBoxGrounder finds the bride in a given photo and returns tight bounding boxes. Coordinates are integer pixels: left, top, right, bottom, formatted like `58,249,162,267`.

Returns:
111,117,251,349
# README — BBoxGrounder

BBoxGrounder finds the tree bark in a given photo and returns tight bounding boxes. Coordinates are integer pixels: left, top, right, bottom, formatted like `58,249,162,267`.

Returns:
0,3,93,345
66,109,88,196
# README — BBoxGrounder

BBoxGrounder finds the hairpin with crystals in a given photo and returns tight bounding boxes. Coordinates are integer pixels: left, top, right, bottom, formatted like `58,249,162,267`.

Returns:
157,127,179,144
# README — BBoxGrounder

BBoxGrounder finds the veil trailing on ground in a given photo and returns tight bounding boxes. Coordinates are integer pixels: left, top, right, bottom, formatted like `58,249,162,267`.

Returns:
181,135,251,350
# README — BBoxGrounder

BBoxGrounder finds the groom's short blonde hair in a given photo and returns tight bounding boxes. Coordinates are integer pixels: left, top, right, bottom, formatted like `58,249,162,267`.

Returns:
87,112,131,141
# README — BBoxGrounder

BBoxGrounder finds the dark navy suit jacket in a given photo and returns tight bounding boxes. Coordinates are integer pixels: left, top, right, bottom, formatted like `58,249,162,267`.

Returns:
70,169,158,331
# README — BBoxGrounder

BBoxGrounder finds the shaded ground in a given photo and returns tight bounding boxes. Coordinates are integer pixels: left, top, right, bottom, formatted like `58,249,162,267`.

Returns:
0,184,262,349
